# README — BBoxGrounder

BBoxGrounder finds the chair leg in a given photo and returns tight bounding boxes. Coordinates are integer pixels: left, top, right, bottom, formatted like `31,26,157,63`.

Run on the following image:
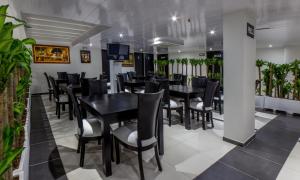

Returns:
79,141,86,167
55,103,58,115
77,137,81,153
49,91,52,101
155,145,162,171
137,150,145,180
192,110,194,119
179,108,183,124
219,100,222,115
201,112,206,130
111,136,114,162
197,112,199,122
115,139,120,164
168,108,171,127
211,112,214,128
57,103,61,119
62,104,65,111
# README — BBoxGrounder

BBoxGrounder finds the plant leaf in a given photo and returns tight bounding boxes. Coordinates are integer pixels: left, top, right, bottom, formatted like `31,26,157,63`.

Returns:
0,148,24,176
0,5,9,30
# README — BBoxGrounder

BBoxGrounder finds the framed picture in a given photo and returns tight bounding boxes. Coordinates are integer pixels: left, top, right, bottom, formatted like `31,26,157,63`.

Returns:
80,50,91,63
32,44,70,64
247,23,255,39
122,53,134,67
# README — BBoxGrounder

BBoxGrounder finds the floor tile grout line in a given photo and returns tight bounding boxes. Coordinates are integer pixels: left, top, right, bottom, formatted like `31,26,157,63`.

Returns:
29,157,62,167
218,161,259,180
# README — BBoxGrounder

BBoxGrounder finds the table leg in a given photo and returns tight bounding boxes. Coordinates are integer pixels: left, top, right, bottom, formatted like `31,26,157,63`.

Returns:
102,119,112,176
131,86,134,93
157,103,164,155
68,95,73,120
184,96,191,130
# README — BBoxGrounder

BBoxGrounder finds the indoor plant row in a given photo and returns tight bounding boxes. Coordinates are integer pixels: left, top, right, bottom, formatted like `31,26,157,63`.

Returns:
0,4,35,180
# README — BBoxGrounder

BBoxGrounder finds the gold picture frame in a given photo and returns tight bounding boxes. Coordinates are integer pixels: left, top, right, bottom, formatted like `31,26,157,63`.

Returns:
122,53,134,67
80,50,91,63
33,44,70,64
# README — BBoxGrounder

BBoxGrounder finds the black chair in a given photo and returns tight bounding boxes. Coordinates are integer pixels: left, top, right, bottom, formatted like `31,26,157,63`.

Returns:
44,72,54,101
189,81,219,130
145,81,160,93
49,76,69,119
113,90,164,180
173,74,182,81
57,72,68,80
159,80,183,126
181,75,187,86
80,78,97,96
80,72,86,79
127,71,136,81
67,73,80,85
66,87,103,167
88,79,108,96
116,74,130,93
211,79,223,114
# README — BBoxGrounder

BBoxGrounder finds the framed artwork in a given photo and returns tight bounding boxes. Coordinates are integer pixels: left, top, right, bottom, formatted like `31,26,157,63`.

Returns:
122,53,134,67
247,23,255,39
32,44,70,64
80,50,91,63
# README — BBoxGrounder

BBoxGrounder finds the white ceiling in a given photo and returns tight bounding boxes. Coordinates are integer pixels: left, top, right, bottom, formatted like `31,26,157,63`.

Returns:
14,0,300,52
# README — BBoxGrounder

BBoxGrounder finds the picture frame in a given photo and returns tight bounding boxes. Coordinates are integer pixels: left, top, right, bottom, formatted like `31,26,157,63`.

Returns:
32,44,70,64
122,53,134,67
80,50,91,63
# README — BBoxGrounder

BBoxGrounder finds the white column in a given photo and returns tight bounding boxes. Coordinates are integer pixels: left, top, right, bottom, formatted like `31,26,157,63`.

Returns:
223,10,256,145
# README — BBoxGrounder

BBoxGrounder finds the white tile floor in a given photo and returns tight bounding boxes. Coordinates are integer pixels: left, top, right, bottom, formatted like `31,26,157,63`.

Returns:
41,95,276,180
277,139,300,180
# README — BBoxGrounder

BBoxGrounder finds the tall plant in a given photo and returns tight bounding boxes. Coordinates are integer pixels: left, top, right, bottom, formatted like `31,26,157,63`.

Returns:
0,4,35,179
290,60,300,100
181,58,188,76
176,58,181,74
256,59,265,95
262,62,275,96
274,64,290,98
169,59,175,76
189,59,197,77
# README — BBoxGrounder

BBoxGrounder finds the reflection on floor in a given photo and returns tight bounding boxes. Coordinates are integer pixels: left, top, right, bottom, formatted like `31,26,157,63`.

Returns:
30,94,279,180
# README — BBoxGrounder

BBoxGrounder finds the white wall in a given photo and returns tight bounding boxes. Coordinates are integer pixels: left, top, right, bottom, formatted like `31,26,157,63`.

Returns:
31,44,102,93
168,52,206,77
257,46,300,64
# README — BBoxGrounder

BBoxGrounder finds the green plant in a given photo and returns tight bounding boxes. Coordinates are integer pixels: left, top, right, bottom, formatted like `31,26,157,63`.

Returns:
283,82,292,99
290,59,300,99
181,58,188,76
189,59,197,77
274,64,290,98
169,59,175,75
176,58,181,74
262,62,275,96
198,59,204,76
256,59,265,95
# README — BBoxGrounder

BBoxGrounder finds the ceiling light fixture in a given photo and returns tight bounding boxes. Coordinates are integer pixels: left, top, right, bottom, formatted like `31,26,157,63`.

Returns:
178,50,181,53
209,47,213,51
119,33,124,38
89,43,93,47
140,48,143,52
171,15,178,22
268,44,273,48
210,30,215,35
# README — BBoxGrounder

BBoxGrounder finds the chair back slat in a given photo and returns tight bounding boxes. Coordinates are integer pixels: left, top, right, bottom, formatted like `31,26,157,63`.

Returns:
137,90,164,142
88,79,108,96
192,77,207,88
44,72,52,89
48,76,59,99
116,74,125,92
145,81,160,93
203,81,219,108
67,73,80,85
157,80,170,105
57,72,68,80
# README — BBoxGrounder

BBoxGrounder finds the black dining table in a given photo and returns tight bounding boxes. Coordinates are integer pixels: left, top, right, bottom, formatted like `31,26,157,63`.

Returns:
124,79,145,92
78,93,164,177
169,85,204,130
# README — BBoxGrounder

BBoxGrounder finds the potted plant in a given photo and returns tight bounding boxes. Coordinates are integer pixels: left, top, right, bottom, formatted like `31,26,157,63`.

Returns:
0,4,35,180
256,59,265,96
176,58,181,74
169,59,175,76
290,59,300,100
181,58,188,76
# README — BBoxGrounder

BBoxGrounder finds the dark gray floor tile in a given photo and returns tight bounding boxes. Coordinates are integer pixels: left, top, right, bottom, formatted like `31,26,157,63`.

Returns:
29,159,67,180
30,140,60,165
239,138,290,165
30,128,54,144
220,149,281,180
194,162,256,180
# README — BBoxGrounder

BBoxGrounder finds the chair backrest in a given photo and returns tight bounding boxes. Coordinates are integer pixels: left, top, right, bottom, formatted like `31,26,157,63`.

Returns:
66,87,84,136
48,76,59,99
80,78,97,96
116,74,125,92
173,74,182,80
57,72,68,80
181,75,187,85
137,90,164,142
210,78,221,97
158,79,170,105
145,81,160,93
127,72,136,81
43,72,52,89
120,73,128,81
88,79,108,96
80,72,86,79
192,77,207,88
67,73,80,85
203,81,219,108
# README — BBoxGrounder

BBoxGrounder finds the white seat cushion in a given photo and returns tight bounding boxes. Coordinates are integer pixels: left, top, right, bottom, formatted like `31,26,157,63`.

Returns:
82,118,102,137
170,99,179,108
191,97,202,102
192,102,213,111
125,89,130,93
58,94,68,102
214,95,224,101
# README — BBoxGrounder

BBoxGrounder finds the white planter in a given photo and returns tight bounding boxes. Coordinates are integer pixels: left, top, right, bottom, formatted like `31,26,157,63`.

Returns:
255,95,265,109
13,94,31,180
256,95,300,114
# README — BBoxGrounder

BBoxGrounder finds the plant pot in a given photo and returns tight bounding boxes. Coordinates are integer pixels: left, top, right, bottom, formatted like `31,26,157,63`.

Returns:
256,96,300,114
13,93,31,180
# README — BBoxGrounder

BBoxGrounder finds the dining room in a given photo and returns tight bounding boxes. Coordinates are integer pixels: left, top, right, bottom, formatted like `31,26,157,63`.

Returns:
2,0,300,180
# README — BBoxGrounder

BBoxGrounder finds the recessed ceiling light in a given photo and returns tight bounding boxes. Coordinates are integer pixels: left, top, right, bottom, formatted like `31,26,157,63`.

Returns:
171,15,178,22
89,43,93,47
119,33,124,38
209,48,213,51
210,30,215,35
178,50,181,53
268,44,273,48
140,48,143,52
